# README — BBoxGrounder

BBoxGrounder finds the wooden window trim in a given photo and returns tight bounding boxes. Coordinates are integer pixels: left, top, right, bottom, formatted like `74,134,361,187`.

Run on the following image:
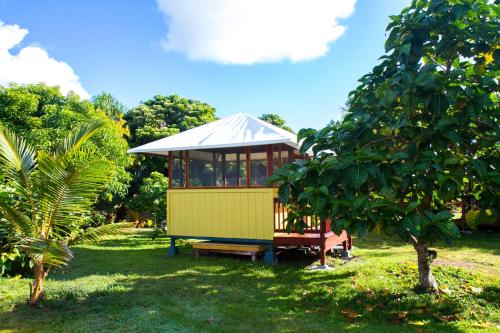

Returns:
212,152,217,187
168,151,173,188
185,150,190,188
245,146,250,187
236,153,241,187
222,153,226,187
267,144,273,178
278,144,282,168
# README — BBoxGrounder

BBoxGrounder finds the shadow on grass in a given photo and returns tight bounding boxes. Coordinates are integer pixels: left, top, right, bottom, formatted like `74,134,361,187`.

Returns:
355,231,500,255
0,231,486,333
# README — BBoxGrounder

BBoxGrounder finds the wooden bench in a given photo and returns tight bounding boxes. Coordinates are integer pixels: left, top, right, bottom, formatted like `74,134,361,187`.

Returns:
192,241,269,262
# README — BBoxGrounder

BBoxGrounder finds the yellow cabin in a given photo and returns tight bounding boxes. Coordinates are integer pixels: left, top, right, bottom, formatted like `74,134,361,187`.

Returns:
129,113,350,264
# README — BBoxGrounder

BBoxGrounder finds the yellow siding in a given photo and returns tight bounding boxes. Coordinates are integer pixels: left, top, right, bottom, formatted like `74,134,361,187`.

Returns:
167,188,275,240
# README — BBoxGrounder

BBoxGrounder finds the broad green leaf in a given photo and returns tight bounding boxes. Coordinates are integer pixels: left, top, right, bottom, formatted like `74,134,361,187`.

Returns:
405,202,419,213
278,185,290,204
299,137,316,154
433,211,453,222
310,194,326,212
389,152,409,160
471,159,487,178
297,191,311,203
297,128,317,142
319,185,329,195
348,166,369,189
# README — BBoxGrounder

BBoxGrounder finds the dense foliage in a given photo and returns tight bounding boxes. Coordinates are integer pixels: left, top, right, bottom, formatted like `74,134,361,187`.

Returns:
259,113,294,132
271,0,499,291
130,171,167,226
125,94,216,147
0,84,132,205
0,122,129,305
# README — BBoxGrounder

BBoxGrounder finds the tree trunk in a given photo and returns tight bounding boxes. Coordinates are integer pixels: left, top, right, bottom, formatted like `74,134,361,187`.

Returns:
413,242,439,293
29,262,45,306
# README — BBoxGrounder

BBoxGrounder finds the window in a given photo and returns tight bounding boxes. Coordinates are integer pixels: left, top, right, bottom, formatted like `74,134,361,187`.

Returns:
189,150,217,187
238,152,247,186
250,146,268,186
220,148,247,187
273,144,280,171
171,151,185,187
272,144,291,170
281,147,290,166
224,153,238,186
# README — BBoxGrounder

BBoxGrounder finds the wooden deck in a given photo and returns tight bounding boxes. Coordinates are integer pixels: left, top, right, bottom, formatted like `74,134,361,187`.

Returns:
273,199,352,265
273,231,347,246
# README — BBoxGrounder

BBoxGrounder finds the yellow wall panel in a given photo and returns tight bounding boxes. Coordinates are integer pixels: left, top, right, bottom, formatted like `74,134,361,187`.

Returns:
167,188,275,240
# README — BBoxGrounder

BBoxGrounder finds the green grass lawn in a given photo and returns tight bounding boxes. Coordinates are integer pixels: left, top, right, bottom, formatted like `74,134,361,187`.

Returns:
0,230,498,333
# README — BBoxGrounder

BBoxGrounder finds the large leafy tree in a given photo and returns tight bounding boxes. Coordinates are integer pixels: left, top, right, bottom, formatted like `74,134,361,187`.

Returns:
259,113,294,132
0,84,132,206
271,0,499,292
0,122,129,305
124,94,216,193
125,94,216,147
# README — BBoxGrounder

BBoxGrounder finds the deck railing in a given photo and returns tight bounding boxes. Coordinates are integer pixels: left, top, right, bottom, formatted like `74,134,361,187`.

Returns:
273,198,321,233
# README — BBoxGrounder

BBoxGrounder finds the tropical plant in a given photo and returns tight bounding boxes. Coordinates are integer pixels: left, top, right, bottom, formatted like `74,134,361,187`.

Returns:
270,0,499,292
0,121,130,305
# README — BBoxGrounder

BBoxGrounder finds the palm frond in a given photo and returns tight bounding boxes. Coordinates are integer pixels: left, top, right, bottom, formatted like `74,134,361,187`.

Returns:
37,152,115,235
0,126,37,209
0,203,34,237
19,238,73,267
55,120,105,158
68,222,132,245
0,219,9,239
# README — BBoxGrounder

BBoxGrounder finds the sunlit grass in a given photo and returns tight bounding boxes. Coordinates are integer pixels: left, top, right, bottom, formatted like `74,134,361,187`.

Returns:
0,230,498,332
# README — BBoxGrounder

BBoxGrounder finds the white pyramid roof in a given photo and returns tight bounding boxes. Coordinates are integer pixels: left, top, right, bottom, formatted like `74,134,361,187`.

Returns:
128,112,298,156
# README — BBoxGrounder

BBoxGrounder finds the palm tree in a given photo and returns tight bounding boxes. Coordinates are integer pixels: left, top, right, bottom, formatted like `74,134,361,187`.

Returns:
92,92,125,121
0,121,128,305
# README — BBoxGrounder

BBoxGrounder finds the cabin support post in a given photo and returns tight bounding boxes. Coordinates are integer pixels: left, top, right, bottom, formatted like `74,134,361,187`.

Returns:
264,243,275,265
168,237,179,256
341,235,353,259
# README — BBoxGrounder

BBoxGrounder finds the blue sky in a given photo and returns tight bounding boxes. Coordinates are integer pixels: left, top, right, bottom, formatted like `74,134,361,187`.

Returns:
0,0,409,130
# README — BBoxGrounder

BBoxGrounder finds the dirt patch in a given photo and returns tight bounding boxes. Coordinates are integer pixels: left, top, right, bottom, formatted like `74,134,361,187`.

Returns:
434,259,498,275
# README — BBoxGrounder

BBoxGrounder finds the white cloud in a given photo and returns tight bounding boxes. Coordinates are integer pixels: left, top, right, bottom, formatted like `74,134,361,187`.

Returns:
0,21,89,98
156,0,356,65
